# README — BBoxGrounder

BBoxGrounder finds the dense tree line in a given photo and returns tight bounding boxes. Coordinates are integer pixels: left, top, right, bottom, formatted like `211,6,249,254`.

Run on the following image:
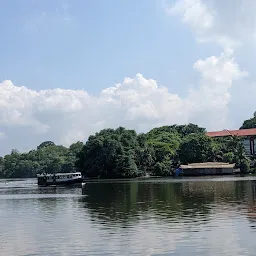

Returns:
76,124,250,178
0,141,83,178
0,122,251,179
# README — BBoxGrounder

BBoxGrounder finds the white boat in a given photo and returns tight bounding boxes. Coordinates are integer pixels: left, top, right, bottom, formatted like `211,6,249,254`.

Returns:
37,172,83,186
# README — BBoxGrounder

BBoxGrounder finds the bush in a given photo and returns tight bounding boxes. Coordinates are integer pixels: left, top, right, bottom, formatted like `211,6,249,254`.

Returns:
223,152,234,163
239,159,250,173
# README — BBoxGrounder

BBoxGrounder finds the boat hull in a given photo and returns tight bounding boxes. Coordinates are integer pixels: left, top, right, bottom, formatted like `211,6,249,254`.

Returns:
38,177,83,186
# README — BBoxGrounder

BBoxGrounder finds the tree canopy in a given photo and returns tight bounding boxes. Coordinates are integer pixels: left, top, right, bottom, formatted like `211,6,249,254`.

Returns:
240,112,256,129
0,122,251,179
0,141,83,178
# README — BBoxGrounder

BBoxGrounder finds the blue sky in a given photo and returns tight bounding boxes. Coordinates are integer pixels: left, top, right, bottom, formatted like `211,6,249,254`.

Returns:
0,0,219,94
0,0,256,154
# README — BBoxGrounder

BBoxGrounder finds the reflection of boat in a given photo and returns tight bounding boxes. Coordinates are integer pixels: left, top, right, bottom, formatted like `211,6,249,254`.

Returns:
37,172,83,186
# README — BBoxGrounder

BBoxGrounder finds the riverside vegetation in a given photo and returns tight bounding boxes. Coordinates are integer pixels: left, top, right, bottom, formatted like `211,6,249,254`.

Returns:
2,112,256,179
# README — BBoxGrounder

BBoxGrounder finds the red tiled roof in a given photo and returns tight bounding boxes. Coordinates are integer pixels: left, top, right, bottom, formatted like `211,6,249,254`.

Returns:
207,128,256,137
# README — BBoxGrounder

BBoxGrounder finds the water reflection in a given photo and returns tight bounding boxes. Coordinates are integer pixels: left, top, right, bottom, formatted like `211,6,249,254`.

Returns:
81,178,256,228
78,178,256,255
1,177,256,255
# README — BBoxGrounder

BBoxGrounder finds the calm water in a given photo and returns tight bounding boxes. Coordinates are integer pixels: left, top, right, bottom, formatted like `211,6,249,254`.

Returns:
1,176,256,255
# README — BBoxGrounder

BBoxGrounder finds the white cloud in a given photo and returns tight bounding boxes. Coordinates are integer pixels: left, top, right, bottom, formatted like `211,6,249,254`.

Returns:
165,0,214,31
164,0,256,131
186,49,247,129
0,49,247,155
165,0,256,48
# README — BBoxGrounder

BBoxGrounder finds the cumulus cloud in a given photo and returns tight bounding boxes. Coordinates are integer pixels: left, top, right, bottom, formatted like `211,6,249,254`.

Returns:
186,49,247,128
165,0,256,48
0,49,247,155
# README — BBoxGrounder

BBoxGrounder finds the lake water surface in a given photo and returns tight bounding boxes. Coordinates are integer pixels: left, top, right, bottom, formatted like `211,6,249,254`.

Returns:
1,176,256,255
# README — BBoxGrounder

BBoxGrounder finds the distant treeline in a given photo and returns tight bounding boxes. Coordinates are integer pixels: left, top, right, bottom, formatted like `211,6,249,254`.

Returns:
0,141,84,178
2,114,256,179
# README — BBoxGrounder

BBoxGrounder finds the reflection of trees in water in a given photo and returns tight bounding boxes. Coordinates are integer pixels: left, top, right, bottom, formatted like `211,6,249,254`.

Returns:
79,179,254,227
251,180,256,201
246,180,256,225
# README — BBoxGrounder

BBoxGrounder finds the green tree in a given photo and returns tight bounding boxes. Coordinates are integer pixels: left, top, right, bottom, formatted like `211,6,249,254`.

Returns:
1,140,82,178
170,123,206,137
240,112,256,129
76,127,142,178
37,141,55,150
69,141,84,156
0,157,4,177
152,158,171,176
179,134,214,164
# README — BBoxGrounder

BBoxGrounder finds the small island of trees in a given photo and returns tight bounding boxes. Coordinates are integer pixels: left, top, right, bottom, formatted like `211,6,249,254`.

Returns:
1,111,256,179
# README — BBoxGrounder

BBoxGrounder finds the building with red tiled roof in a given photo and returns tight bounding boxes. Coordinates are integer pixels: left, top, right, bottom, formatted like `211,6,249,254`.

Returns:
207,128,256,138
206,128,256,155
